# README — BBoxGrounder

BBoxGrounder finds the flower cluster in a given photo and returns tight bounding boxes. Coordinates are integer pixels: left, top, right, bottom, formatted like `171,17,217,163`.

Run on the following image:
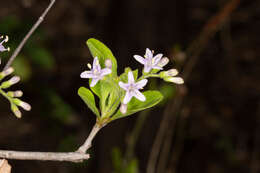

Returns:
0,35,31,118
80,47,184,115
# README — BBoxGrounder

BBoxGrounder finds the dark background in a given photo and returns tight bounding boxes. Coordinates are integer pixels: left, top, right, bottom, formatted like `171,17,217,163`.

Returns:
0,0,259,173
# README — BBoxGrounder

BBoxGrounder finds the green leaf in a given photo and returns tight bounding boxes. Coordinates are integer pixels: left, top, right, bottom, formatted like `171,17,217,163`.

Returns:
86,38,117,76
112,90,163,120
78,87,100,117
96,79,121,117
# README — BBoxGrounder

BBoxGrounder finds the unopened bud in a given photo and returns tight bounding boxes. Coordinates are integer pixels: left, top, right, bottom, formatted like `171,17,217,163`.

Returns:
3,67,14,76
11,104,21,118
164,77,184,84
120,104,127,114
157,57,169,67
9,76,20,85
13,90,23,97
105,59,112,69
166,69,178,76
20,101,31,111
1,76,20,89
13,98,31,111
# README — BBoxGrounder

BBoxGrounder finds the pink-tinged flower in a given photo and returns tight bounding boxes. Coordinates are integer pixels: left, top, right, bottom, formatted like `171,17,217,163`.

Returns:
80,57,112,87
134,48,163,73
0,36,10,52
119,71,148,104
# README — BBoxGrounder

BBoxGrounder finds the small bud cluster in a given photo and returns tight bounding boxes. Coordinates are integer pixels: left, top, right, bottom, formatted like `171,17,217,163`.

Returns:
0,38,31,118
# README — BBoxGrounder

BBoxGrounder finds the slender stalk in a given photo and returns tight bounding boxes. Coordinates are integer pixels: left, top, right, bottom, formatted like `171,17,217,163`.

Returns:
4,0,56,70
0,150,89,163
76,122,103,153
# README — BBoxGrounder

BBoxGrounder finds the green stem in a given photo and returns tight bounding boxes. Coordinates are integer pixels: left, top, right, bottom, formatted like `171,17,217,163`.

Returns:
0,89,12,103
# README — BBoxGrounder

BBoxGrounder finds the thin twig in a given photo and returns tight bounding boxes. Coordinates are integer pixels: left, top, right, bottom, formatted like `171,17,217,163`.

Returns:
0,150,89,163
4,0,56,70
146,0,241,172
77,122,103,153
0,122,102,162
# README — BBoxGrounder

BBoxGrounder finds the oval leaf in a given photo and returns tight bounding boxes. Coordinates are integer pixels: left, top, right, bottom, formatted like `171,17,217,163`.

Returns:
86,38,117,76
78,87,100,117
112,90,163,120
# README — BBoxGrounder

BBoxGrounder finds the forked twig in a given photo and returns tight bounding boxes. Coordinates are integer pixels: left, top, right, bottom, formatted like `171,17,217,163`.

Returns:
3,0,56,70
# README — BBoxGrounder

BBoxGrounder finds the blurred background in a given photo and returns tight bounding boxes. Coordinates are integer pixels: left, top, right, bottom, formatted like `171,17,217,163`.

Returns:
0,0,259,172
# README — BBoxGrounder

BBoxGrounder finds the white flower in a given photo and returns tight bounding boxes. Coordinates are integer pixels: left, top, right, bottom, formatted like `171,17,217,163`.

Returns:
134,48,163,73
119,71,148,104
80,57,112,87
0,36,10,52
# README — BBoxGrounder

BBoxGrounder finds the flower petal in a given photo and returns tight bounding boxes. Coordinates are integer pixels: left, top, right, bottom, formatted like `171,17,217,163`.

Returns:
133,55,145,64
153,66,163,70
0,45,7,52
119,81,129,90
123,91,133,104
90,78,100,87
80,71,94,78
135,79,148,89
101,68,112,76
128,71,135,83
93,57,101,71
133,90,146,102
144,65,152,73
145,48,153,59
153,54,163,64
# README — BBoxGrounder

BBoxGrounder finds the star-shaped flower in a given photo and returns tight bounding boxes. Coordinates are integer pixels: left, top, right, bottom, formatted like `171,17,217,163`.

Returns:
0,36,10,52
119,71,148,104
80,57,112,87
134,48,163,73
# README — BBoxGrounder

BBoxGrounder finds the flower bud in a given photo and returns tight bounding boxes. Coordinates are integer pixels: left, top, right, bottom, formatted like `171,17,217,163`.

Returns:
3,67,14,76
13,98,31,111
120,104,127,114
157,57,169,68
164,77,184,84
11,104,21,118
13,90,23,97
1,76,20,89
7,90,23,97
20,101,31,111
166,69,178,76
9,76,20,85
105,59,112,69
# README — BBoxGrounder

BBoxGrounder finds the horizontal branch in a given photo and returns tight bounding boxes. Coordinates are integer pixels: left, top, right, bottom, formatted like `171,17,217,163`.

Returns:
0,150,89,163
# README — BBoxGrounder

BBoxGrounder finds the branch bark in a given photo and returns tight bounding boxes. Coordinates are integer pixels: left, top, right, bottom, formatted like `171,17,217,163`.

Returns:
0,122,102,162
0,151,89,163
77,122,103,153
4,0,56,70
